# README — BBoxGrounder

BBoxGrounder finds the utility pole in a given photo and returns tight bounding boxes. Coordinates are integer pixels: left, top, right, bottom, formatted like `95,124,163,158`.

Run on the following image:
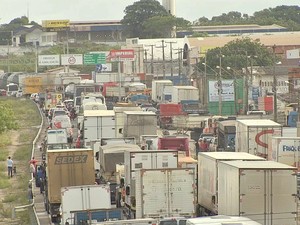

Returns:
177,48,183,85
218,52,223,115
134,46,144,74
244,51,249,115
272,45,278,122
165,41,177,77
144,49,148,74
156,40,167,79
146,44,155,75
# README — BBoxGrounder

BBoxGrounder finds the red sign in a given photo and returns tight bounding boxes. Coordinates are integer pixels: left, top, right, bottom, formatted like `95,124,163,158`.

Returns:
108,49,135,61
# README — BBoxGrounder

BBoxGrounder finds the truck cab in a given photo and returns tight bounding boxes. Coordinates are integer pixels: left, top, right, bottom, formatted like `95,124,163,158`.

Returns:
159,217,187,225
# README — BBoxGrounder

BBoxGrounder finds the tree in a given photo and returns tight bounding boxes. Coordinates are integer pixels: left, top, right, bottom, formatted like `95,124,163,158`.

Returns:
196,37,275,77
0,104,18,134
121,0,169,38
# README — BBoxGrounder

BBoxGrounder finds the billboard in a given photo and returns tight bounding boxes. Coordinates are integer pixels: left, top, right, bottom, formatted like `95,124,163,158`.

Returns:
208,80,235,102
42,20,70,28
108,49,135,61
38,55,60,66
61,54,83,65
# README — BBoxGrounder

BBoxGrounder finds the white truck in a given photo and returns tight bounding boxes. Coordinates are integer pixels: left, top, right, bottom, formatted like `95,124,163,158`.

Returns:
91,138,136,171
61,184,111,225
186,215,262,225
197,152,265,216
124,150,179,218
82,110,116,147
114,106,142,138
123,111,157,144
151,80,173,103
218,161,298,225
268,137,300,170
235,119,282,158
171,86,199,103
135,168,196,219
96,218,158,225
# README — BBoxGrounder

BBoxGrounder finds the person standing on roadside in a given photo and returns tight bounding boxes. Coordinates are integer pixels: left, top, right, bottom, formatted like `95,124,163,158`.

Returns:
7,156,13,178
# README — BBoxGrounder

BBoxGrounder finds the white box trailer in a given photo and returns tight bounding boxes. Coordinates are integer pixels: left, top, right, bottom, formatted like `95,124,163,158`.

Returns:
83,110,116,147
151,80,173,103
171,86,199,103
114,107,142,138
235,119,282,158
123,111,157,144
61,184,111,225
197,152,265,216
218,161,297,225
124,150,178,210
268,137,300,170
186,215,262,225
135,168,196,219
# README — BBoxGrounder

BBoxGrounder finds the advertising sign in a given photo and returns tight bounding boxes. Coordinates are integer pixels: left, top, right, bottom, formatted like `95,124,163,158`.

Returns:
42,20,70,28
61,54,83,65
38,55,60,66
208,80,235,102
84,53,106,65
109,49,135,61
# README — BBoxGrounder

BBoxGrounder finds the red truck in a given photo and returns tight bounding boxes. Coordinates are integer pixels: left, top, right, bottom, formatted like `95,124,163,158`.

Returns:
157,137,190,156
158,103,184,129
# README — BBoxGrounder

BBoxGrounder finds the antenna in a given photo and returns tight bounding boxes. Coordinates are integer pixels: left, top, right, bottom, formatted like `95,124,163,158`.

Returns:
27,2,30,21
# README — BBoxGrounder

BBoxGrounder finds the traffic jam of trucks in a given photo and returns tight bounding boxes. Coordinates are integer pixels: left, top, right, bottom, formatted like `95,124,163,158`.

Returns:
4,70,300,225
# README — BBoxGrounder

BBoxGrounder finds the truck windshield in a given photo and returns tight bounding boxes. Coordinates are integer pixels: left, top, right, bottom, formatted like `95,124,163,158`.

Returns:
159,221,177,225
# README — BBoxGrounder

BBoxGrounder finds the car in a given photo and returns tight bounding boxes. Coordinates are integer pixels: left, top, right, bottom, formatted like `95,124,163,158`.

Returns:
198,133,215,143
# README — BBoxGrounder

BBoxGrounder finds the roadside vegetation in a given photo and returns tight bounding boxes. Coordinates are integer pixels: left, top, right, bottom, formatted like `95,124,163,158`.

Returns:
0,97,40,224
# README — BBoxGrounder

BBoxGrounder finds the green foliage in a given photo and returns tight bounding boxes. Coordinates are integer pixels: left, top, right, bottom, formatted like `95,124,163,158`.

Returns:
121,0,169,38
0,149,9,161
196,37,275,75
143,15,176,38
193,6,300,31
0,178,11,189
0,103,18,134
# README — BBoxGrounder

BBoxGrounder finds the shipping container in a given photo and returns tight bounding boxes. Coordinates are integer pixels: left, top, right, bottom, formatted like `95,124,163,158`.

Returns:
158,137,190,156
235,119,282,158
197,152,265,216
218,161,297,225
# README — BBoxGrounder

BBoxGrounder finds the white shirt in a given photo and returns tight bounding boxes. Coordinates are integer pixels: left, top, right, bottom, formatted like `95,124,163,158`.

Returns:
7,159,13,167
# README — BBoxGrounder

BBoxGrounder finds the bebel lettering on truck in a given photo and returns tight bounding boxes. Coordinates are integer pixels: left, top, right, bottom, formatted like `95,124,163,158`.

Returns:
268,137,300,170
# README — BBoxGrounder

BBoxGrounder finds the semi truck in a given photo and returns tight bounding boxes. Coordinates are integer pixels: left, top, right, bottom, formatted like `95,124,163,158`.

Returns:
268,137,300,170
61,184,111,225
197,152,265,216
216,119,236,151
186,215,262,225
73,208,124,224
158,103,183,129
218,161,298,225
135,168,196,219
123,150,178,218
235,119,282,158
45,149,95,223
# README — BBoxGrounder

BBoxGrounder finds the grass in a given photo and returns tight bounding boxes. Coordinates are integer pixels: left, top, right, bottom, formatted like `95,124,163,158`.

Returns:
0,98,40,223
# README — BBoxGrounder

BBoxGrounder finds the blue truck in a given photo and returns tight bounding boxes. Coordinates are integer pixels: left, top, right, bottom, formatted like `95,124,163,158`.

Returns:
73,208,124,225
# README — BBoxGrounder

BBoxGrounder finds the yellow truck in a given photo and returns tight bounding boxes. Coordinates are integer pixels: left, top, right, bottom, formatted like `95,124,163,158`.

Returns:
45,148,95,224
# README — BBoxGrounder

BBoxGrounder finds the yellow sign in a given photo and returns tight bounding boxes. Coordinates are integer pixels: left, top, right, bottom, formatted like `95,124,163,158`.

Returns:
24,77,42,86
42,20,70,28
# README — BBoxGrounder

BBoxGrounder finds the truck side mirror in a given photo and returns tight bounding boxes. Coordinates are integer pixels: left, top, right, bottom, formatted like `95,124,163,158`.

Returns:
126,186,130,195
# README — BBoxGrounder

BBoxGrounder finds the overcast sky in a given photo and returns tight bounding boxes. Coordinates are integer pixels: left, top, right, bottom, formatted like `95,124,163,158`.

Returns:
0,0,299,24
